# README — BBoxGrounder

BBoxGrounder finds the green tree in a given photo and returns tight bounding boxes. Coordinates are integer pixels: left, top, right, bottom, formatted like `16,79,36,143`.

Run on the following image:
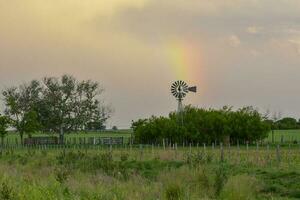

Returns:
41,75,111,142
132,106,270,145
276,117,298,130
19,110,41,138
112,126,118,131
2,75,112,143
0,115,11,146
2,80,42,141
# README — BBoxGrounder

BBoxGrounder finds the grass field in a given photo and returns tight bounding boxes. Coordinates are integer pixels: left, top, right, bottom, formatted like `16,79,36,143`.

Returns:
1,129,300,199
4,129,300,146
4,131,132,145
265,130,300,143
0,146,299,199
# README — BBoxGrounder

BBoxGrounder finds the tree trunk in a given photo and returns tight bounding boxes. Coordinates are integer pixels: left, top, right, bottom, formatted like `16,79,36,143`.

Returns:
59,125,64,144
20,132,24,145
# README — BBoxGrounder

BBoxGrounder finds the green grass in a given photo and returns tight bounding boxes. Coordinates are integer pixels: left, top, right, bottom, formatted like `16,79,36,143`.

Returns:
6,129,300,144
265,130,300,143
4,131,132,145
0,146,299,199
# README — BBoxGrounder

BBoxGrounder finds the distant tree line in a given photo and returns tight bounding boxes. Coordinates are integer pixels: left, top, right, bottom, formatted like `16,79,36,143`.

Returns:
132,106,271,144
1,75,112,143
265,117,300,130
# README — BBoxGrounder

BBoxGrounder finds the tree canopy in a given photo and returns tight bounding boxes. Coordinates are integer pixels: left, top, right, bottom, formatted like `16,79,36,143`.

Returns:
132,106,270,144
0,115,11,145
2,75,112,142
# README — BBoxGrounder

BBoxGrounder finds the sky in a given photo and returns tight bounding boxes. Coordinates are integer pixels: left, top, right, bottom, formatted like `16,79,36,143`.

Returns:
1,0,300,128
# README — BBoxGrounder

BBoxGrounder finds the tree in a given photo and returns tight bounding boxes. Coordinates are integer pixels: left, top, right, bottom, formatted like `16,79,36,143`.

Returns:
2,75,112,143
0,115,11,146
276,117,298,130
132,106,270,145
41,75,111,142
19,110,41,138
2,80,42,141
112,126,118,131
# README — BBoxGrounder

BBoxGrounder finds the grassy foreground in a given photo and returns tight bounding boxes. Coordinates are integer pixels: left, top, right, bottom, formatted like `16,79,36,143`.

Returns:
0,146,299,199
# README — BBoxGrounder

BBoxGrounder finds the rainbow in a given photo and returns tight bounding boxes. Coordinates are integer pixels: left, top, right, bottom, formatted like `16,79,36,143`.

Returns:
165,38,203,84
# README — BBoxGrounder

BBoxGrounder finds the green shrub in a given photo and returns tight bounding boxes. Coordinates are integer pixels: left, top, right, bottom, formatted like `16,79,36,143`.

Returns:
214,164,228,197
54,167,70,184
0,180,16,200
120,152,129,162
165,183,184,200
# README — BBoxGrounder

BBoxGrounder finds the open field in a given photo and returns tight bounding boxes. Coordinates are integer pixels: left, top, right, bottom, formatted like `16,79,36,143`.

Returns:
3,129,300,146
265,130,300,143
0,145,299,199
4,131,133,146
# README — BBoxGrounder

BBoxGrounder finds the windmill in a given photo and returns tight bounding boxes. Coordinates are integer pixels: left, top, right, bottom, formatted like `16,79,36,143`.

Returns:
171,80,197,125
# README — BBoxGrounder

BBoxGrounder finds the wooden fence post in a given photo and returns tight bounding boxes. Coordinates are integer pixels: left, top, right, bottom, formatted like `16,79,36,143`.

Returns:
220,143,224,162
276,145,280,163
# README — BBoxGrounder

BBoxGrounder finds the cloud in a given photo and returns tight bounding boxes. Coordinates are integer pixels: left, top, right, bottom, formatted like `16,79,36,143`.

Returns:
228,35,241,47
246,26,262,34
289,39,300,55
250,49,260,56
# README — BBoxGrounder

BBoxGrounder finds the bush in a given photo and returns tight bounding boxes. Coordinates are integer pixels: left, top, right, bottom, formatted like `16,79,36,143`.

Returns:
0,180,15,200
120,152,129,162
165,183,184,200
132,106,270,144
54,167,70,184
214,164,228,197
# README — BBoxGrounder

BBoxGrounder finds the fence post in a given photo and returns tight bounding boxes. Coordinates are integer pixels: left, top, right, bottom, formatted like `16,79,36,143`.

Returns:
220,143,224,162
276,145,280,163
151,144,154,158
139,144,143,160
246,142,248,153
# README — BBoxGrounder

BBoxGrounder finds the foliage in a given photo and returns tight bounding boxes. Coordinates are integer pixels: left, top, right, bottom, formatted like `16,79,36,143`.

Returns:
2,75,112,142
164,183,184,200
112,125,118,131
133,106,270,144
0,115,11,145
19,111,40,138
276,117,299,130
0,180,16,200
0,147,298,199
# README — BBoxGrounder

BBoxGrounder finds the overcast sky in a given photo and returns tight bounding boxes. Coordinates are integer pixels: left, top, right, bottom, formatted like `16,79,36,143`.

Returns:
1,0,300,128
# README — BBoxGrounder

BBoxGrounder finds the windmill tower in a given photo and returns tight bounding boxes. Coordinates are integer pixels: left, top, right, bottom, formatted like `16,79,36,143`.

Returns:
171,80,197,125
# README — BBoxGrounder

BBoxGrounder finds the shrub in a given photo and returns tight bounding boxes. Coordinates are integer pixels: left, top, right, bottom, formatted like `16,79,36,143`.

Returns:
54,167,70,184
0,180,15,200
120,152,129,162
165,183,184,200
214,164,228,197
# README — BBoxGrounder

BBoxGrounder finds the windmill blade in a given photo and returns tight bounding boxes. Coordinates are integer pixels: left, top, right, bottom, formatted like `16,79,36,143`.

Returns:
188,86,197,93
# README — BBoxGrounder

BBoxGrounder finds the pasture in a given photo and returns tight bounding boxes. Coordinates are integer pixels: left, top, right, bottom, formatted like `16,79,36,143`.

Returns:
3,129,300,145
0,130,300,199
265,130,300,143
0,142,300,199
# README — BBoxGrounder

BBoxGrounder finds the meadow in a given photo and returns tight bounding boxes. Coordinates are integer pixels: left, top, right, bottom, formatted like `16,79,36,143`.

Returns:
265,130,300,143
3,129,300,145
0,130,300,199
0,143,300,199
